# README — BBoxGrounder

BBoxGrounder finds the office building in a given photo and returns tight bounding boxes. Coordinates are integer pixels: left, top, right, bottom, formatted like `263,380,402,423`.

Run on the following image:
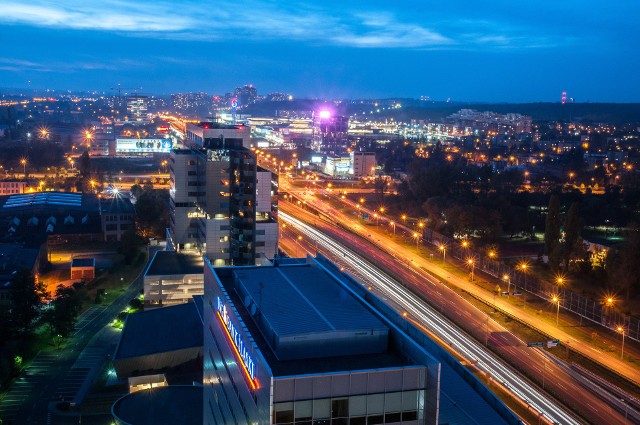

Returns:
203,255,440,425
350,152,377,178
168,122,278,266
126,95,149,122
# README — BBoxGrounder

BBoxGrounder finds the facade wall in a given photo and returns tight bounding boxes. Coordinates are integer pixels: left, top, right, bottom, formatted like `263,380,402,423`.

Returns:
0,181,26,195
144,272,204,308
350,152,376,178
203,262,272,424
169,150,201,251
102,213,134,241
256,222,278,260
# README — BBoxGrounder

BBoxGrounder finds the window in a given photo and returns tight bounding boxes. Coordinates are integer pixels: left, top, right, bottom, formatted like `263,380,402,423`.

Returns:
274,402,294,423
331,398,348,418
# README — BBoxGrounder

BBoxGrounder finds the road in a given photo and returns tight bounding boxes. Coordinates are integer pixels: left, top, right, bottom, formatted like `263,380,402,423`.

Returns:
0,248,154,425
280,203,637,425
285,185,640,387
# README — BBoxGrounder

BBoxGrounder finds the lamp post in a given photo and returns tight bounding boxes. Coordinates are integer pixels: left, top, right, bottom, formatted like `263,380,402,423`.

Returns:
617,326,625,360
439,244,446,264
503,274,511,298
20,158,26,177
413,232,420,247
467,258,475,281
390,221,395,235
552,295,560,325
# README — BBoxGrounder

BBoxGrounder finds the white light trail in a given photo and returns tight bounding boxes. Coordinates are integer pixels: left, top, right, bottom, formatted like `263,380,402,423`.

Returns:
282,211,581,425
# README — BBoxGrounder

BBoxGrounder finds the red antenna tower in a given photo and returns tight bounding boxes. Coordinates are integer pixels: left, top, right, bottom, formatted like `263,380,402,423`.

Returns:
561,91,567,104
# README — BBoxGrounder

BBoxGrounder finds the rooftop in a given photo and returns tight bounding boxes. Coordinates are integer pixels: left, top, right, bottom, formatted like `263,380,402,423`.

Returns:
114,299,203,360
112,386,202,425
145,251,203,277
214,262,410,376
100,197,135,214
71,258,95,268
193,122,245,130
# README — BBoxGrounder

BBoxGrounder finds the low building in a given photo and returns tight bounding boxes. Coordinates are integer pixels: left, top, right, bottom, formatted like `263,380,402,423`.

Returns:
112,385,202,425
0,180,27,196
113,298,204,378
70,257,95,280
0,242,45,306
143,251,204,309
100,197,136,242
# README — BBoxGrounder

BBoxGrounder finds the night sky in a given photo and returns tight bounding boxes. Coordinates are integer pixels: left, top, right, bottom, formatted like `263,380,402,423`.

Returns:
1,0,638,101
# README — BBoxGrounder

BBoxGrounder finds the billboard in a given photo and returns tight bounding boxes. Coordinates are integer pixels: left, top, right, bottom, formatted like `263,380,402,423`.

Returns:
116,138,173,153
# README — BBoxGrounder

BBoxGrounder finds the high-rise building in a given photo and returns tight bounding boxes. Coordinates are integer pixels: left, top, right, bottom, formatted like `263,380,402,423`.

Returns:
126,95,148,121
168,122,278,266
350,151,377,178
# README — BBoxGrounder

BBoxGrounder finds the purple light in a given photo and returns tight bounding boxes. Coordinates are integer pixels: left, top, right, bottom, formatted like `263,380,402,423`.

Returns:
318,110,331,119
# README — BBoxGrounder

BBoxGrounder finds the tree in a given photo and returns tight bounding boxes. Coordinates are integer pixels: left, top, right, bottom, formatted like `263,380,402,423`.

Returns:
544,195,561,260
562,203,582,271
8,270,47,337
78,150,91,178
119,226,142,265
44,285,83,338
606,225,640,301
373,176,388,204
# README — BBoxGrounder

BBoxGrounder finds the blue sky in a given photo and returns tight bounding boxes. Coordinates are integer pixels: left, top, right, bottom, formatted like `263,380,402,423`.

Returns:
1,0,638,101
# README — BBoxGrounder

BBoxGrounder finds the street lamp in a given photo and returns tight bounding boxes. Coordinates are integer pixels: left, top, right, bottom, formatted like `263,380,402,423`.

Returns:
439,244,446,263
502,274,512,297
551,295,560,326
617,326,625,360
519,262,529,287
467,258,475,281
390,221,395,235
413,232,420,247
20,158,27,176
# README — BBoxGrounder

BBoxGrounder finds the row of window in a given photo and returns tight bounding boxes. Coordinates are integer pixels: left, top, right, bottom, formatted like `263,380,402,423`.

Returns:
275,411,418,425
104,215,133,222
273,391,422,423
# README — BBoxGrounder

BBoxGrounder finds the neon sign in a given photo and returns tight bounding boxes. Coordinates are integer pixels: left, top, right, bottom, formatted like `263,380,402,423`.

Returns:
216,297,258,389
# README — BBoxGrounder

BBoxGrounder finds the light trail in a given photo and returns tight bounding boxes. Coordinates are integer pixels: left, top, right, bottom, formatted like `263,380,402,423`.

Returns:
281,211,582,425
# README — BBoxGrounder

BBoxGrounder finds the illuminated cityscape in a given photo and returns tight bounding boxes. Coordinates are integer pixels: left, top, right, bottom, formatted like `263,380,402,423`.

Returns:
1,1,640,425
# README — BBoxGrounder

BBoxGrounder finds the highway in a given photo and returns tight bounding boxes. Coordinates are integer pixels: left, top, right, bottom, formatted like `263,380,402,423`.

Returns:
284,183,640,388
280,204,636,425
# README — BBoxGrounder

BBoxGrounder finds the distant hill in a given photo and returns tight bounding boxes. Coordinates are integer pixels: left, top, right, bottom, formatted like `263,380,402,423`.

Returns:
244,100,640,123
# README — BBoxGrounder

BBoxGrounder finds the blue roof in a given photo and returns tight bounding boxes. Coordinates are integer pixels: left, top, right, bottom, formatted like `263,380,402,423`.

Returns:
114,301,203,360
235,266,386,337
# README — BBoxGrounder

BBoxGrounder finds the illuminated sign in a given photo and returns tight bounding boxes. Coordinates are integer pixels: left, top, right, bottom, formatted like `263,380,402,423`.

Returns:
116,138,173,153
216,297,258,389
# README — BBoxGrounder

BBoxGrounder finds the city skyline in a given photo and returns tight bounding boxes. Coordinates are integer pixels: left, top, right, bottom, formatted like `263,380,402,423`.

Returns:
1,0,639,102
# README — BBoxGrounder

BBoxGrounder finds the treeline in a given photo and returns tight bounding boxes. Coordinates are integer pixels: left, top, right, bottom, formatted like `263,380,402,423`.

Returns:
0,271,82,388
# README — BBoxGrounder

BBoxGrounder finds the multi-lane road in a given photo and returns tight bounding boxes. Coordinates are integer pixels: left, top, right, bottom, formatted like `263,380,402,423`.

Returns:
279,200,637,424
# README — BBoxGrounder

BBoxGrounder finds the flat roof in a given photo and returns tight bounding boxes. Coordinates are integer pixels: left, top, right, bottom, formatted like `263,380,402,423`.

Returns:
145,251,203,277
100,197,135,214
215,264,411,376
114,301,203,360
234,265,387,336
71,258,95,267
112,386,202,425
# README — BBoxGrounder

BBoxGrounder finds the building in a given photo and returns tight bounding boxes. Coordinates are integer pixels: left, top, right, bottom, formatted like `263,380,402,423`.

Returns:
0,243,45,306
169,122,278,265
100,197,135,242
203,255,441,425
70,257,95,280
143,251,204,309
113,298,204,378
127,95,149,122
0,180,27,196
350,152,377,178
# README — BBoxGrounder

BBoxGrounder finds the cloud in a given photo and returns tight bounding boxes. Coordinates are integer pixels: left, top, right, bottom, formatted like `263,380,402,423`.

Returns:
0,0,555,50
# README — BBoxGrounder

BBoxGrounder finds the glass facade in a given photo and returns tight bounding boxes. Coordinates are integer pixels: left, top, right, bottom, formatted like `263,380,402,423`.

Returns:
273,391,423,425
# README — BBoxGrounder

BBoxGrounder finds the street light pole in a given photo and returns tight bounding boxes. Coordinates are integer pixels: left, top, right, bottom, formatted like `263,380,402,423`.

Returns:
617,326,625,360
